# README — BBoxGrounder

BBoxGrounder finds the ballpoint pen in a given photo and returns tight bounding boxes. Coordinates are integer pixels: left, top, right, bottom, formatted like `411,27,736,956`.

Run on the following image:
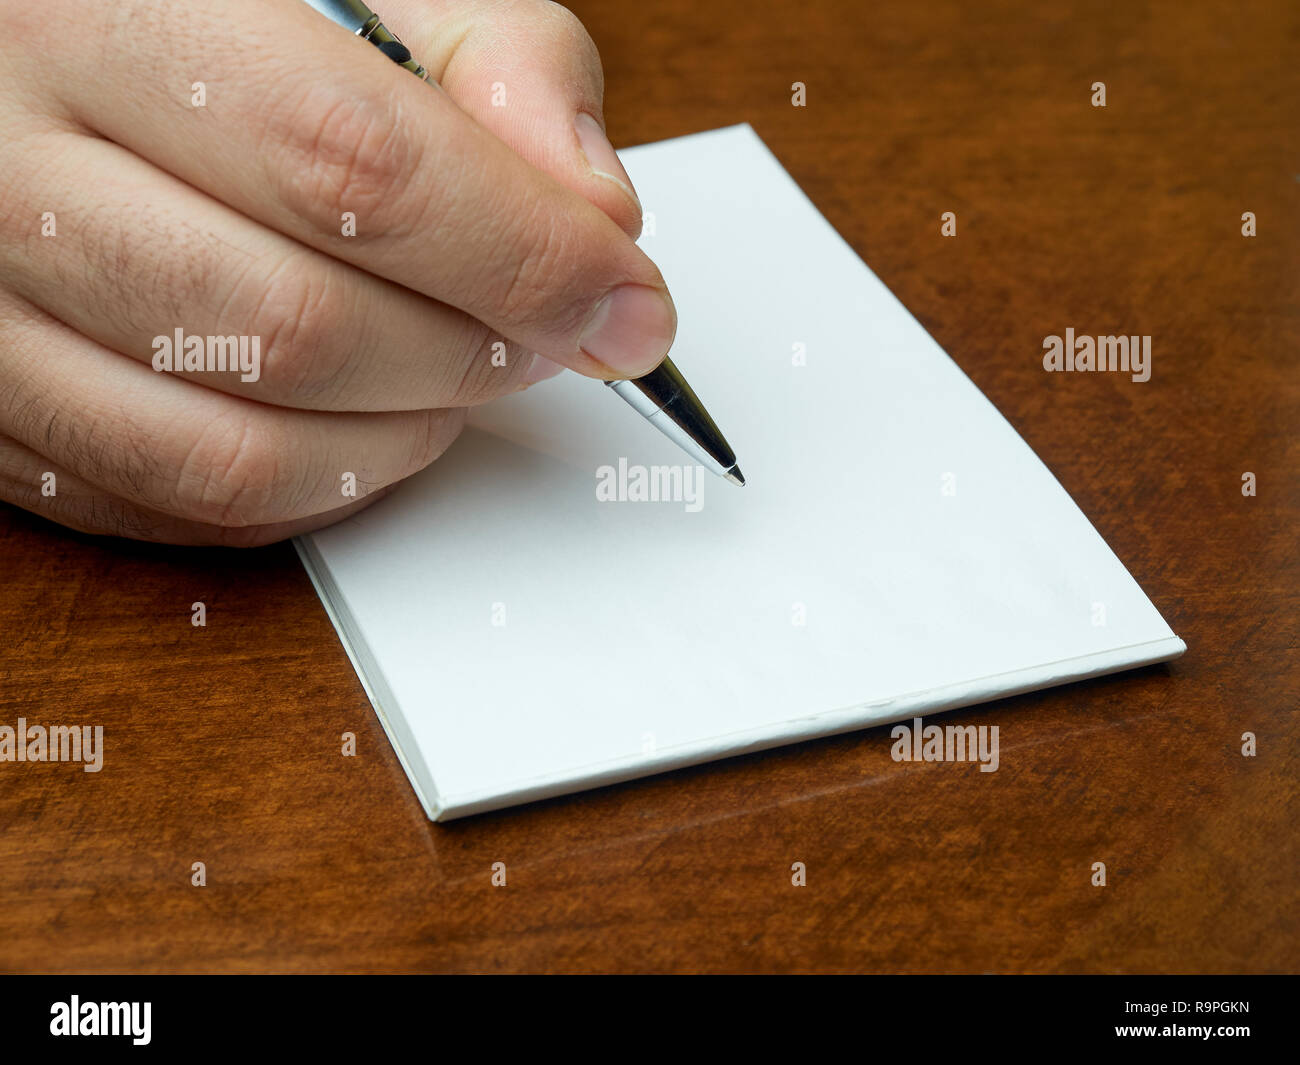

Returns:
299,0,746,486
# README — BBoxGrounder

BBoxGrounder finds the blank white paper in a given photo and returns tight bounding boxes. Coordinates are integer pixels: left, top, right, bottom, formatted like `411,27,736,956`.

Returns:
296,124,1185,821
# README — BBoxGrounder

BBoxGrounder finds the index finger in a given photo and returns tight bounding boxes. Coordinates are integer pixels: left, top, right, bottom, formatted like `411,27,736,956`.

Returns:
35,0,675,379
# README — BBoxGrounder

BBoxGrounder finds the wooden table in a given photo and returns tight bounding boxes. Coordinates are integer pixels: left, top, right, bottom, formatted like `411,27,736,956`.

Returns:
1,0,1295,973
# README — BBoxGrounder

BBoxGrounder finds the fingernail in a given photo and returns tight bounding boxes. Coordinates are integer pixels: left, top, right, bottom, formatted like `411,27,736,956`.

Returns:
575,112,641,210
521,353,565,387
579,284,677,376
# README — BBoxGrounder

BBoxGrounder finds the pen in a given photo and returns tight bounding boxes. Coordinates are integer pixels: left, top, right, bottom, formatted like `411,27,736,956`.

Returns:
300,0,746,486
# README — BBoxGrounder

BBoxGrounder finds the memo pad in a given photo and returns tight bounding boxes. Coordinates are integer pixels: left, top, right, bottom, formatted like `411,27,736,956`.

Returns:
296,124,1185,821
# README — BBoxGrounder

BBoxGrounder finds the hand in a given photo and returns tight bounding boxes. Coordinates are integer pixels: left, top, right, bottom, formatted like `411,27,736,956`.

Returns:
0,0,673,544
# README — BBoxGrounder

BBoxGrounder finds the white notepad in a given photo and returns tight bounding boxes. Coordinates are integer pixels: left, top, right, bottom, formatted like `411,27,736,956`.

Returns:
296,124,1185,821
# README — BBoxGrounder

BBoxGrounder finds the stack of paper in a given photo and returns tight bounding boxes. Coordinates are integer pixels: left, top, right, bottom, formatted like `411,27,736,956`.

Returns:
296,124,1184,821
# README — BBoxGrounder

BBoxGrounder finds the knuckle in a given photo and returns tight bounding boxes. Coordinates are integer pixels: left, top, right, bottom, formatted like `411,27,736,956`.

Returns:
240,256,351,403
173,413,285,527
407,408,462,471
447,325,533,406
495,202,580,329
264,83,424,238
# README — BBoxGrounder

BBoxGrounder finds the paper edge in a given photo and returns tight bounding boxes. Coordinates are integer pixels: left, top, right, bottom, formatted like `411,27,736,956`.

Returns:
293,537,444,820
431,634,1185,821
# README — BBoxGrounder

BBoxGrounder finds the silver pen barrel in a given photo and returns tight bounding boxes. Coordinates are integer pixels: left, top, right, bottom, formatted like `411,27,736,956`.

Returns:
606,360,744,484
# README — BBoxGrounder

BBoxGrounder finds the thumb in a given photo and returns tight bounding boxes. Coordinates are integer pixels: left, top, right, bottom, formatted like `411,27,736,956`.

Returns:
390,0,644,239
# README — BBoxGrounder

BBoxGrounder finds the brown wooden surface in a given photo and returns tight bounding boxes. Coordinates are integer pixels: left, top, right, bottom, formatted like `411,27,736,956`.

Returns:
1,0,1296,973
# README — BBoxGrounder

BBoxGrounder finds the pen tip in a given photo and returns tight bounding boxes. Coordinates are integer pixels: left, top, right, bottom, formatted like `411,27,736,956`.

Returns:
724,465,746,487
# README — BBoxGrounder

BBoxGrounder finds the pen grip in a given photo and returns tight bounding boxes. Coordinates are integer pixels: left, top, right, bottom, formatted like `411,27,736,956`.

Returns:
357,16,430,81
301,0,432,81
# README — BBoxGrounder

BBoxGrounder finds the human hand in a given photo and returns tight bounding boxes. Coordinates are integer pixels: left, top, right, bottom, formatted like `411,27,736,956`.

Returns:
0,0,673,544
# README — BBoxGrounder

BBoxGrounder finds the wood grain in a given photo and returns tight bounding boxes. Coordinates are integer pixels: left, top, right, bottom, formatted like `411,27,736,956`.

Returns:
0,0,1296,973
